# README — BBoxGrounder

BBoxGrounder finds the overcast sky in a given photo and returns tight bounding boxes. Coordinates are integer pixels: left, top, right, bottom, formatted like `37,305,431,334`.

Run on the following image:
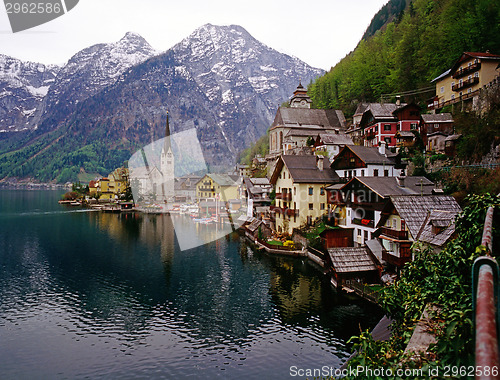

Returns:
0,0,388,71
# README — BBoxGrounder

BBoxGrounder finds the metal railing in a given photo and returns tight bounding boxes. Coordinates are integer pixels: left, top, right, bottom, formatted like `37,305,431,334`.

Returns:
473,205,500,379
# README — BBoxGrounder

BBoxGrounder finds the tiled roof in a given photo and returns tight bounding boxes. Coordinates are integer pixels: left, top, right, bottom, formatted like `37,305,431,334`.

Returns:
318,133,354,146
273,108,345,130
328,247,379,273
271,155,339,184
343,145,395,165
421,113,454,123
417,210,459,247
389,195,461,241
366,103,405,119
207,173,238,187
341,176,435,198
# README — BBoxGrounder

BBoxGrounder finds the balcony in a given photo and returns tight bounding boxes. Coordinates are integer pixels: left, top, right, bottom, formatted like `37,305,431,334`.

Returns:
382,250,412,267
452,76,479,91
366,132,376,140
275,192,292,201
199,186,215,192
452,62,481,79
379,226,409,240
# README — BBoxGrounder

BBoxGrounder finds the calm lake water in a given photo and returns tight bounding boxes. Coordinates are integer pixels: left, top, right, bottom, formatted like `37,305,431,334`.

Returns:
0,190,382,379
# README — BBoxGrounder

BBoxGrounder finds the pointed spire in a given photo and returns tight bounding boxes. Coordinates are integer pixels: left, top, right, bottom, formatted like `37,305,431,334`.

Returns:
165,111,170,138
163,111,171,153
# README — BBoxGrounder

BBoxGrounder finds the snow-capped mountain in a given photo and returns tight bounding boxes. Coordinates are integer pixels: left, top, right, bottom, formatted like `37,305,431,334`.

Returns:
0,55,59,132
0,25,324,181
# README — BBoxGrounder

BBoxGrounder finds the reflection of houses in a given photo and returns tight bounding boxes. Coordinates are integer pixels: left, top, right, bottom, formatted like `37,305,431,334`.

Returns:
196,173,239,201
420,113,454,152
330,143,404,180
270,155,339,234
327,176,436,246
313,132,353,161
267,83,346,174
429,52,500,110
375,195,461,270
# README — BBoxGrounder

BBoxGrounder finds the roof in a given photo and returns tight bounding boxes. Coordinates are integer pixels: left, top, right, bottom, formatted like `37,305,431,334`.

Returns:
271,108,346,130
387,195,461,241
338,145,395,165
421,113,454,123
341,176,435,198
396,131,415,138
365,102,405,119
450,52,500,73
431,69,451,83
417,210,459,247
206,173,238,187
270,155,339,184
317,133,354,146
328,247,379,273
285,129,323,137
366,239,384,263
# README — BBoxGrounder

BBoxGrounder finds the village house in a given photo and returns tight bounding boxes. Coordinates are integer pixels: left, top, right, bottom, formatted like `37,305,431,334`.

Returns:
327,176,436,247
358,101,420,148
174,175,202,202
266,83,346,175
196,173,239,202
420,113,454,152
241,177,272,211
313,131,354,161
429,51,500,110
374,195,461,270
329,142,405,180
270,155,339,235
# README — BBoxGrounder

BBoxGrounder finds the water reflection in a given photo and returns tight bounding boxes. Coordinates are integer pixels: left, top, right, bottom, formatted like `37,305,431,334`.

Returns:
0,190,382,379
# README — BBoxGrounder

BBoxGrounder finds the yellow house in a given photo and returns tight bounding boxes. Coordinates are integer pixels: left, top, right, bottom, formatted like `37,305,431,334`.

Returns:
196,174,239,201
108,167,129,198
97,178,113,200
431,52,500,109
270,155,339,235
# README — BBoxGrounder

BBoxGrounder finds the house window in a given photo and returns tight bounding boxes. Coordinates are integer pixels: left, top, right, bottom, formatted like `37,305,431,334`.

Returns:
350,157,355,165
364,230,368,240
468,88,472,94
361,170,365,176
474,72,479,78
320,203,325,210
384,124,391,131
393,218,397,229
307,216,312,225
308,187,313,195
357,229,362,236
440,86,444,93
451,82,455,89
451,94,455,100
320,188,325,195
384,137,391,144
410,123,417,129
294,187,296,195
384,169,389,177
344,171,348,178
309,203,313,210
374,169,379,177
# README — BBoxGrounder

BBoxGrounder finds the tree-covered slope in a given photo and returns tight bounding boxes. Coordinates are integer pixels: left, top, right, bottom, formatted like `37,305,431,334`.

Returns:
309,0,500,116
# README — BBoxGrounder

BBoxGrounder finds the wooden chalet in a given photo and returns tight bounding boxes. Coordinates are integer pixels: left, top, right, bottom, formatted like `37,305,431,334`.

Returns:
327,247,381,288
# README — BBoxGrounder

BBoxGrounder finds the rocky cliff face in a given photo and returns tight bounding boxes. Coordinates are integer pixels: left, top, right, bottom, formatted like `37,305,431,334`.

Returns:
0,24,324,181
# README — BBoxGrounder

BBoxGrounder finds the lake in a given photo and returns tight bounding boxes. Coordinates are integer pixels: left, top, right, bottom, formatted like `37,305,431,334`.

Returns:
0,189,382,379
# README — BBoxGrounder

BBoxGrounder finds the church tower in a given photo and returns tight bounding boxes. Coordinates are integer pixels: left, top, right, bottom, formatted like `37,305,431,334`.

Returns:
160,112,175,203
289,81,312,108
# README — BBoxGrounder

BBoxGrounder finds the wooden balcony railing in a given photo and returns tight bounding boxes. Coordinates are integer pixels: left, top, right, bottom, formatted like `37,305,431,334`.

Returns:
382,250,412,267
453,62,481,79
352,218,374,228
379,226,409,240
452,76,479,91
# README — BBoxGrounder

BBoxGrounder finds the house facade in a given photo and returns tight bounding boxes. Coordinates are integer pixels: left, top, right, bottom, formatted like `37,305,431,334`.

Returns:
196,173,239,202
430,52,500,110
313,131,354,161
330,143,404,180
420,113,454,152
270,155,339,235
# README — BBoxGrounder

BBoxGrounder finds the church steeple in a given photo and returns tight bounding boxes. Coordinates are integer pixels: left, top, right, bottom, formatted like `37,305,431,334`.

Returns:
290,81,312,108
163,111,171,153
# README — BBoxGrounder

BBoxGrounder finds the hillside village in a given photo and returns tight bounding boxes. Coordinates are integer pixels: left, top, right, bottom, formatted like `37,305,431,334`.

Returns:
78,51,500,298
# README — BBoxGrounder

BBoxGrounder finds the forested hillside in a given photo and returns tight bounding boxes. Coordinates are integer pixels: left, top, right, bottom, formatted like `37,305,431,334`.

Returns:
309,0,500,116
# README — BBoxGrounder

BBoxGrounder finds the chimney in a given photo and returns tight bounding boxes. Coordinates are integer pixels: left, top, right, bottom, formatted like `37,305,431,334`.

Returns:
396,96,401,106
379,141,386,156
317,155,324,171
397,176,406,187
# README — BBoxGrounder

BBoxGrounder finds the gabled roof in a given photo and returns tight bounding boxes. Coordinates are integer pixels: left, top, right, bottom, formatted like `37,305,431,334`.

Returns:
339,176,435,198
392,102,421,115
386,195,461,242
431,69,451,83
206,173,238,187
417,210,459,247
362,103,406,120
421,113,454,123
270,155,339,184
271,108,346,130
334,145,395,166
328,247,379,273
450,52,500,73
